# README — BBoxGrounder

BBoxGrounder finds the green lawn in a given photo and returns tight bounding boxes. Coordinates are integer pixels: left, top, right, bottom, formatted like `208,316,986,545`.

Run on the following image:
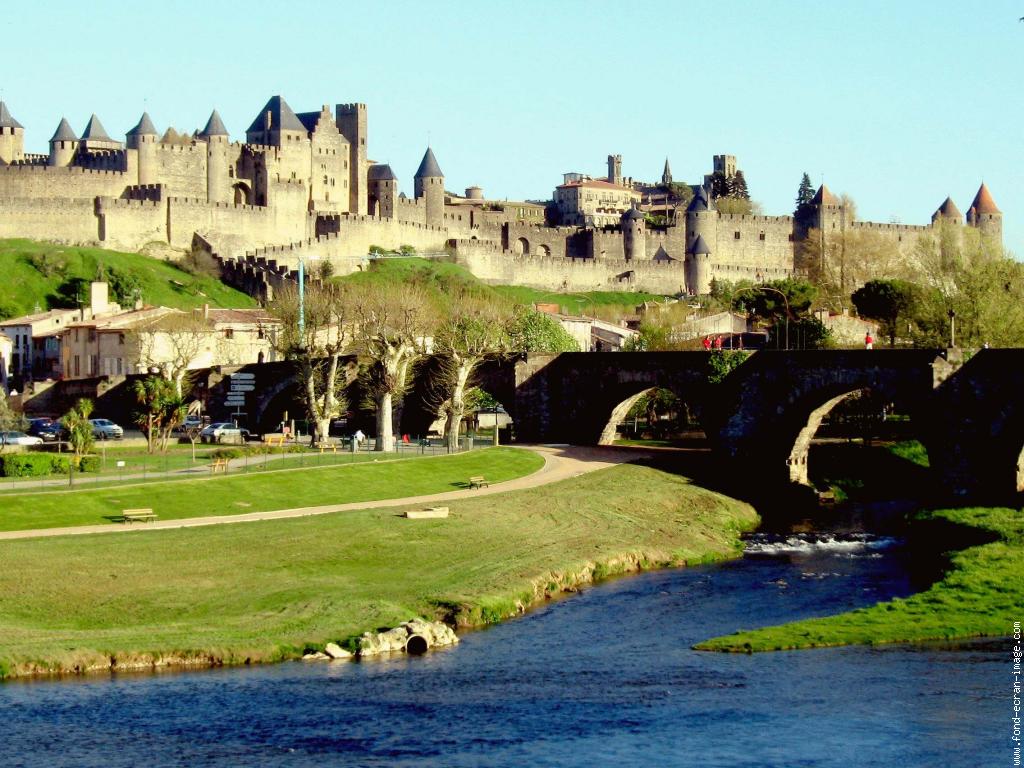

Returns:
696,505,1024,652
0,239,254,319
0,461,758,678
0,447,543,531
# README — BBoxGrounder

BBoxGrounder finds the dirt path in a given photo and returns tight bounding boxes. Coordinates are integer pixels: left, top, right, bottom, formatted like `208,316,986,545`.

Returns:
0,445,651,541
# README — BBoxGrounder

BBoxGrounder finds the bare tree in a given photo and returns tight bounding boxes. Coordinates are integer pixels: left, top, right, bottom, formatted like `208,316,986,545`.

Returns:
129,312,211,396
351,284,434,451
431,296,511,451
266,283,352,446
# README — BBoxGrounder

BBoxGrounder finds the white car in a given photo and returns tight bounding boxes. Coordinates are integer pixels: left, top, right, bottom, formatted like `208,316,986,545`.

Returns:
0,430,44,446
89,419,124,440
200,423,250,444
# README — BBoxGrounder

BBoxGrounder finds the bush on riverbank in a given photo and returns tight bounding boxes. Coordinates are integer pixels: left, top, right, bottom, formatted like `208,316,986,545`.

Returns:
695,505,1024,652
0,461,758,678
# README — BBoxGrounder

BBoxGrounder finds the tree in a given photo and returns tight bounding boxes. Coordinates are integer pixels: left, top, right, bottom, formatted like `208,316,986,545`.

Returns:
727,170,750,201
132,375,188,453
506,307,579,352
768,315,833,350
733,278,817,322
130,312,210,396
0,391,26,454
667,182,694,208
352,283,434,451
851,279,917,347
708,171,729,200
62,398,94,484
431,296,511,451
795,173,815,210
267,283,352,447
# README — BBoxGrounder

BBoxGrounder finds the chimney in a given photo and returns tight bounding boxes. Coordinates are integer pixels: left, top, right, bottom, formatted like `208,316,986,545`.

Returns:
89,281,109,317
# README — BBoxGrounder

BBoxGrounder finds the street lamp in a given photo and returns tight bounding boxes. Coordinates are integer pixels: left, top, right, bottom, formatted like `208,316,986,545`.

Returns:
948,308,956,348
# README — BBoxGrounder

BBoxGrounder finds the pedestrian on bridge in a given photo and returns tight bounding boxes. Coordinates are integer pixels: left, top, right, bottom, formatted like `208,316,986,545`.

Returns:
865,332,874,350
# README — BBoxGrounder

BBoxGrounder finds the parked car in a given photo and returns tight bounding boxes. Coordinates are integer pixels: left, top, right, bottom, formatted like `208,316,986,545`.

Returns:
89,418,124,440
176,415,206,433
0,430,44,446
200,422,250,444
27,418,64,443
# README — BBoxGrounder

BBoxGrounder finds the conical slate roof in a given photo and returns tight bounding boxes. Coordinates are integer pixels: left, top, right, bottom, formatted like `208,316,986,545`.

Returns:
81,114,113,141
811,184,838,206
969,183,1000,215
126,112,158,137
368,163,398,181
623,206,645,221
934,196,962,220
199,110,229,137
0,101,23,129
689,234,712,255
246,95,305,134
415,147,443,178
687,186,711,213
50,117,77,142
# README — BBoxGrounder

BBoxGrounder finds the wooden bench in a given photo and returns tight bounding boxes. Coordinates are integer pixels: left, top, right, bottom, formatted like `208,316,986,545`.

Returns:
318,442,338,454
209,458,229,474
120,508,157,524
468,476,490,489
264,434,286,447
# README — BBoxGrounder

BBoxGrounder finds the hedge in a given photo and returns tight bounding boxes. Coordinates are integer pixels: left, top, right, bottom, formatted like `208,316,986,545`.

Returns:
0,453,101,477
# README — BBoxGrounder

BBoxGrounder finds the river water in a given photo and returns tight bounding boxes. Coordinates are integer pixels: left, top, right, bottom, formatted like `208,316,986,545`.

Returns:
1,532,1005,767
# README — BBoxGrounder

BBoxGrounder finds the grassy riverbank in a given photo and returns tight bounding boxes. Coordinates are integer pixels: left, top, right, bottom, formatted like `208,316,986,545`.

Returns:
0,461,758,679
696,505,1023,652
0,448,542,531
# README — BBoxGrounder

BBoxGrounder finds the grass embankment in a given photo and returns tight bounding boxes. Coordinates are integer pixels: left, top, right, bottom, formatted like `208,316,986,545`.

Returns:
335,257,665,318
0,462,758,678
810,439,931,502
696,506,1024,652
0,239,254,318
0,447,542,531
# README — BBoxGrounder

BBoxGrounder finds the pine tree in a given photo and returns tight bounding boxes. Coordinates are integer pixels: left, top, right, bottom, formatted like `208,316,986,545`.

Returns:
795,173,814,210
708,171,730,200
728,170,750,200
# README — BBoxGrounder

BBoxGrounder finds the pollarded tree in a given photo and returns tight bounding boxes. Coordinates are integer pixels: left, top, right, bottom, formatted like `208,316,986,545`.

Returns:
267,282,352,447
352,283,434,451
851,279,917,347
130,312,211,397
431,296,512,451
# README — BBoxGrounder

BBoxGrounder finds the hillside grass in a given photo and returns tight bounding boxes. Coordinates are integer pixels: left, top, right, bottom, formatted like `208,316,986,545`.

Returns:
0,462,759,678
335,257,666,316
695,505,1024,652
0,239,254,319
0,447,543,531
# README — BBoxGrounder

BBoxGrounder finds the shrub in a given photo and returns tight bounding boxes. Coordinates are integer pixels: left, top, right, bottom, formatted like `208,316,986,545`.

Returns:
77,455,101,473
211,448,245,460
0,453,70,477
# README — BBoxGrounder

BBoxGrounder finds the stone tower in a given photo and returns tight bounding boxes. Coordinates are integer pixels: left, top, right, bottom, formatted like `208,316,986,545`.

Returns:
414,147,444,228
685,186,715,295
811,184,845,232
607,154,623,186
931,196,962,224
0,102,25,165
622,206,646,261
47,118,78,167
662,157,672,186
126,112,158,186
966,183,1002,244
199,110,230,204
80,114,121,152
367,163,398,218
336,103,367,215
713,154,737,179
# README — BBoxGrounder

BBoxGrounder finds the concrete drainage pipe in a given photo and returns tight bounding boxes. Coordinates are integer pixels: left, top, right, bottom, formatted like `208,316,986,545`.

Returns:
405,634,430,655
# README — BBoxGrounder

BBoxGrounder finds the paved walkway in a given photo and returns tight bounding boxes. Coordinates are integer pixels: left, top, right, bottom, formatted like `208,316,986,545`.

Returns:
0,445,652,541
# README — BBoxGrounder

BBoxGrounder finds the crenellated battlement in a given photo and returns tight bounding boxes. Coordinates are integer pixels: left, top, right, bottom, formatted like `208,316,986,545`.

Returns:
717,213,794,225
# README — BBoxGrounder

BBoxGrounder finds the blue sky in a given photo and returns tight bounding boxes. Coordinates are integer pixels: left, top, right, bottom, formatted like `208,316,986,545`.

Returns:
3,1,1021,253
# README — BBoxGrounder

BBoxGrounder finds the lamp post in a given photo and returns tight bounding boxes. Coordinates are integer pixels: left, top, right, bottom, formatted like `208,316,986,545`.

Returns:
948,308,956,348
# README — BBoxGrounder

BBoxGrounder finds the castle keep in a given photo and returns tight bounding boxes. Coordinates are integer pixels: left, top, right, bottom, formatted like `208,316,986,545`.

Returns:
0,98,1003,298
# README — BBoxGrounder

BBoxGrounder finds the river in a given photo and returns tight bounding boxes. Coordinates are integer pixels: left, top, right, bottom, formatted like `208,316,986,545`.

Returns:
1,529,1005,767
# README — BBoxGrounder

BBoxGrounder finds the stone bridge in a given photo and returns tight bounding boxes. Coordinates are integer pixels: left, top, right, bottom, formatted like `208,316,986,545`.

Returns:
73,349,1023,504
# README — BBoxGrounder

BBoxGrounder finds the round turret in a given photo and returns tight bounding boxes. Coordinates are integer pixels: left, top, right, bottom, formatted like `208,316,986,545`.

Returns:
414,147,444,227
0,101,25,165
199,110,230,203
368,163,399,218
622,206,646,261
126,113,158,185
685,186,715,295
48,117,78,167
966,183,1002,244
465,186,484,200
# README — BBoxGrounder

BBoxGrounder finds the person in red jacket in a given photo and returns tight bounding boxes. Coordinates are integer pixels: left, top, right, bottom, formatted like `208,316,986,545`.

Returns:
865,332,874,350
702,336,712,351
